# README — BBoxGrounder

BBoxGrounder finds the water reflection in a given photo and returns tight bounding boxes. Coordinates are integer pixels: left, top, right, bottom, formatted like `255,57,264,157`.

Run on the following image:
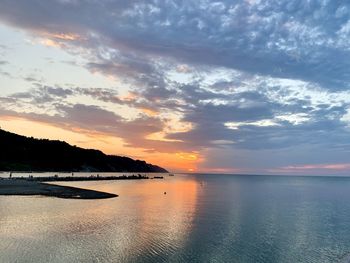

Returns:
0,175,200,263
3,175,350,262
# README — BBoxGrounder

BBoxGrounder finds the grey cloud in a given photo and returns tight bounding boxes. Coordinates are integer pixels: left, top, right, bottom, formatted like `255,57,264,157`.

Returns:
0,70,11,77
4,74,350,155
12,85,74,104
0,102,174,152
2,1,350,172
23,76,39,82
86,51,156,79
45,86,73,97
77,88,123,104
57,103,122,127
0,1,349,89
165,82,350,152
184,103,274,124
74,77,350,154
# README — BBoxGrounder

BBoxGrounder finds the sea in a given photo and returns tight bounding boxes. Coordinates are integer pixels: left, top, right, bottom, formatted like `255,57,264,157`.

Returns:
1,173,350,263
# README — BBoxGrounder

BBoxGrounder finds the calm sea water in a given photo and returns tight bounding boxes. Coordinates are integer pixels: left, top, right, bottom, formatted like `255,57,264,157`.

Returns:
1,174,350,263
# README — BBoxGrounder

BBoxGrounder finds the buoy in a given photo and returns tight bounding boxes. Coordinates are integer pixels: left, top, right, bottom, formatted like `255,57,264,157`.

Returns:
164,192,167,195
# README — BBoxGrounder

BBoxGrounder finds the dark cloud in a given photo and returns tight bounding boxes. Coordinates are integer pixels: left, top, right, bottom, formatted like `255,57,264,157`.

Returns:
164,82,350,152
1,0,350,172
1,0,350,89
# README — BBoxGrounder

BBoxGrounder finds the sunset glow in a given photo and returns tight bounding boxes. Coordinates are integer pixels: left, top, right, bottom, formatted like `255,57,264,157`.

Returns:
1,1,350,174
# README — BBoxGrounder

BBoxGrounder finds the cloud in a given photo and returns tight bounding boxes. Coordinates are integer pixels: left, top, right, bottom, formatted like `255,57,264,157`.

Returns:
1,1,350,172
0,1,350,89
282,163,350,171
3,69,350,156
0,101,176,151
150,73,350,155
11,85,74,104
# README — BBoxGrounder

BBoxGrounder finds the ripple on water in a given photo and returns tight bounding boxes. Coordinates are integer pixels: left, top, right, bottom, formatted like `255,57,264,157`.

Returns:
3,175,350,262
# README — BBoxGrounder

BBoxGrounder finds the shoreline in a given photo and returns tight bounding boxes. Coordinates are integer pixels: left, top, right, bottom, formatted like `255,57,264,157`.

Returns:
0,173,166,181
26,174,161,181
0,179,118,199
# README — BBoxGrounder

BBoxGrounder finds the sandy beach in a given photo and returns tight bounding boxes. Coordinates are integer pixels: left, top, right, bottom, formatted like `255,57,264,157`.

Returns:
0,179,118,199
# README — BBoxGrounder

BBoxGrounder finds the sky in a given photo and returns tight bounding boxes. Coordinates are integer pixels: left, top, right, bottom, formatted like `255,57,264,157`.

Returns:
1,0,350,174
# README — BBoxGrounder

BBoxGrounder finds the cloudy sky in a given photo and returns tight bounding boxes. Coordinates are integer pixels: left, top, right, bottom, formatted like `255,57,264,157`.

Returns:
1,0,350,174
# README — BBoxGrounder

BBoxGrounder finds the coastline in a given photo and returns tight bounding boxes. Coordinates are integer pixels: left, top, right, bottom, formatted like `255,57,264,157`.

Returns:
0,179,118,199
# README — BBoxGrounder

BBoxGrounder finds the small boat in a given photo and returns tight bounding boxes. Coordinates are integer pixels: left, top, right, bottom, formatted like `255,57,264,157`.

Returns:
169,173,175,176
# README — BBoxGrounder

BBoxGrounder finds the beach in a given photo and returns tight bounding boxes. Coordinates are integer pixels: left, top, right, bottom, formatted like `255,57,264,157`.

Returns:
0,179,117,199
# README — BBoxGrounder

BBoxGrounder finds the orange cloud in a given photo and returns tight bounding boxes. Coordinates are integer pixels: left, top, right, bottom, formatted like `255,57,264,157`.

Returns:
176,152,198,161
120,91,138,102
283,164,350,170
140,107,158,116
38,32,82,48
50,33,80,41
267,163,350,175
0,117,202,172
199,167,241,174
40,39,62,48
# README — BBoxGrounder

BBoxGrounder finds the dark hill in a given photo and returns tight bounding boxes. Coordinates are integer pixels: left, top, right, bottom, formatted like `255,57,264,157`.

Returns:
0,129,168,173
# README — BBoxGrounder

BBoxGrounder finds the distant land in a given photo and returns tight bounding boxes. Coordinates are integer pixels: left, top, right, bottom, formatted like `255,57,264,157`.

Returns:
0,129,168,173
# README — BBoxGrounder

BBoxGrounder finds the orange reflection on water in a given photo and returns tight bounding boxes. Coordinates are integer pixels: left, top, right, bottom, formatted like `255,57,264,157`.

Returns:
131,178,200,253
55,177,200,255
